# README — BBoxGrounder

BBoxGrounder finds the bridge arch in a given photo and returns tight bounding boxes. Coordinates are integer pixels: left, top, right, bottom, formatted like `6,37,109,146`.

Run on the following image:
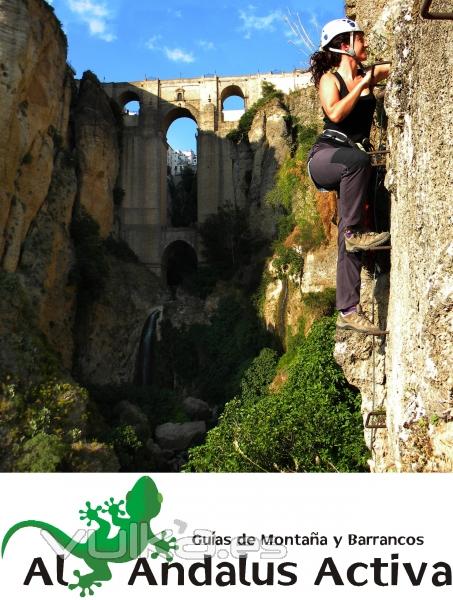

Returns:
162,105,199,135
161,239,198,287
220,84,246,108
119,89,143,114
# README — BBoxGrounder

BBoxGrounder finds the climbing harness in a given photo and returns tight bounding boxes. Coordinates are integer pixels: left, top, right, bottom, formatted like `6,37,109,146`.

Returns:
319,128,356,146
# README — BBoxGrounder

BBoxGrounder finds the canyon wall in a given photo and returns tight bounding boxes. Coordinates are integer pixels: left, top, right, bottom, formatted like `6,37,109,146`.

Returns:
336,0,453,471
1,0,451,473
0,0,164,379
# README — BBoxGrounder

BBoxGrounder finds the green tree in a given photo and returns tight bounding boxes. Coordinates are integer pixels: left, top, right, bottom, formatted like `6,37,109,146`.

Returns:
198,206,256,279
185,316,368,472
16,433,67,472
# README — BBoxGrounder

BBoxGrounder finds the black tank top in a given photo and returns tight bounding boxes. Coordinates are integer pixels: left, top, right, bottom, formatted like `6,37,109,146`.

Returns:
322,72,376,142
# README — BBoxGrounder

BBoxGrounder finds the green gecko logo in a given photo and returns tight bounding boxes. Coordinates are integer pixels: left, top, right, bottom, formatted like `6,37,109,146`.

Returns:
2,476,178,596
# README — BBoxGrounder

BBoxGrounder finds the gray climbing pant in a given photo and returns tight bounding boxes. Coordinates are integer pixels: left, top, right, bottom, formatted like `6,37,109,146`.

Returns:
307,141,372,311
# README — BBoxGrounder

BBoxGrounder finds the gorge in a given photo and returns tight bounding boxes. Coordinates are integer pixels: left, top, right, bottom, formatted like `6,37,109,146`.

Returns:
0,0,451,473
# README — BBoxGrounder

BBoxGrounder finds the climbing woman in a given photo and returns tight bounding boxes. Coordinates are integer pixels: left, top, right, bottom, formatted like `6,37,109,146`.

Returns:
307,18,391,335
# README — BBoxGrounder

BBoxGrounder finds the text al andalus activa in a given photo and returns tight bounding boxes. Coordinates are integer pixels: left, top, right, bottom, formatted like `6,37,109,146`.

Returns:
25,554,453,588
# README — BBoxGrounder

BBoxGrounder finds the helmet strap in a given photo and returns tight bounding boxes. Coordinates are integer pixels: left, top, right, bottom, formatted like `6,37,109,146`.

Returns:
328,31,357,57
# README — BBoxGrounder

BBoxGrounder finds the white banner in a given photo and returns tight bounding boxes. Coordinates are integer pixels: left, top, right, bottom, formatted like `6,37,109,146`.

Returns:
0,474,452,598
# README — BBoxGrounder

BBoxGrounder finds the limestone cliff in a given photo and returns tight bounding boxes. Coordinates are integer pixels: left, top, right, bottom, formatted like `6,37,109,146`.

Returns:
74,254,166,386
252,86,338,345
0,0,70,272
0,0,168,415
0,0,138,373
0,0,169,472
335,0,453,471
226,96,291,240
74,72,121,238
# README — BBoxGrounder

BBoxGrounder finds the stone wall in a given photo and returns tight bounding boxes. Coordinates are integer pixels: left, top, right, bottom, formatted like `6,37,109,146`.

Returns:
336,0,453,471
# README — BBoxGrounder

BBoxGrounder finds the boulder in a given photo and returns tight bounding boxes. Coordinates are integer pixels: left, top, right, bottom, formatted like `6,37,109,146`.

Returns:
154,421,206,451
117,401,150,438
183,397,211,421
68,441,120,472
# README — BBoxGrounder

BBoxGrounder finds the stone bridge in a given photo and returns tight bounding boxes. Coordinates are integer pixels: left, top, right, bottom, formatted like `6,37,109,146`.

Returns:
103,71,311,276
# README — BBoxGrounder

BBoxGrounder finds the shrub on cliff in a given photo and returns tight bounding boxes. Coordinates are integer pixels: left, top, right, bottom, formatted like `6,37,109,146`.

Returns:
184,316,368,472
16,433,67,473
266,124,324,252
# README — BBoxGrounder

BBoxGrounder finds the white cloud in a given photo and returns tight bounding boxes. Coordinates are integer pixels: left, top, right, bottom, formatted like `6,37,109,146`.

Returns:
197,40,215,51
239,5,284,39
167,8,182,18
67,0,116,42
146,34,162,50
146,37,195,63
164,47,195,63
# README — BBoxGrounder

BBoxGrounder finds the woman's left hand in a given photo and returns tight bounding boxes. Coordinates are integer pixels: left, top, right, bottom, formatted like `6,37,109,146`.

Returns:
367,63,391,83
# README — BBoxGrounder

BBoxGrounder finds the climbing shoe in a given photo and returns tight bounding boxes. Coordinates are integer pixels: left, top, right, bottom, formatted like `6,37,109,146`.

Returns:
336,305,388,336
345,230,390,253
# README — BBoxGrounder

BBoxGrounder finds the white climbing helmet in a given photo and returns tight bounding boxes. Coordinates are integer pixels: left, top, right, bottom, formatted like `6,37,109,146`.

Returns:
319,18,363,56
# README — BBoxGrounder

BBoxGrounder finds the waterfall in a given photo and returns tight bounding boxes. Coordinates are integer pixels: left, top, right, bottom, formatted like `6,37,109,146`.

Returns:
135,309,161,385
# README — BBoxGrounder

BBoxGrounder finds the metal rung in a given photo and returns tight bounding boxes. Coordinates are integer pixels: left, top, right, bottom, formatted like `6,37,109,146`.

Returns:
420,0,453,20
365,410,387,429
368,152,389,167
368,150,389,167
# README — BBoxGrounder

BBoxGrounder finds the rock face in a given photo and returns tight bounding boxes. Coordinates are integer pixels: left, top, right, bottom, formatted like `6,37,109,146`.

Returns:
18,153,78,368
336,0,453,471
248,98,289,203
74,255,166,385
226,98,290,241
74,72,120,238
383,0,452,471
0,0,162,378
0,0,70,272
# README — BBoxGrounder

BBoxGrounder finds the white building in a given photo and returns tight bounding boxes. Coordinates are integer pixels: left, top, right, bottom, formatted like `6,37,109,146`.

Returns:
167,147,197,175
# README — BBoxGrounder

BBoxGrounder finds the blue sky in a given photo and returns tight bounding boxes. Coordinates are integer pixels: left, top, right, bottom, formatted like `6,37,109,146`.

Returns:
47,0,344,150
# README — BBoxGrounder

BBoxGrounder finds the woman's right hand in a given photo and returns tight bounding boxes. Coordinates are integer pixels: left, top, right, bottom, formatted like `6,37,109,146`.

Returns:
360,69,374,89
